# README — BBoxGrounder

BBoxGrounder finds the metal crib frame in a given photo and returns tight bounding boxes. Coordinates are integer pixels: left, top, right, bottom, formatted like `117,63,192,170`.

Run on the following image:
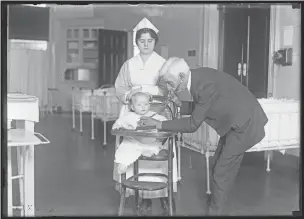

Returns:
71,85,121,145
71,87,95,135
91,85,122,144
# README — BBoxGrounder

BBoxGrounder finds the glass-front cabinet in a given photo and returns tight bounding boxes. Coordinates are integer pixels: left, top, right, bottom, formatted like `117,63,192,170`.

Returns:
66,27,99,69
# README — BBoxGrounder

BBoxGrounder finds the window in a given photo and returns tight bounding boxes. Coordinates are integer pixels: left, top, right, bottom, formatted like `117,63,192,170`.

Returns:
10,39,48,51
133,30,140,57
9,5,50,41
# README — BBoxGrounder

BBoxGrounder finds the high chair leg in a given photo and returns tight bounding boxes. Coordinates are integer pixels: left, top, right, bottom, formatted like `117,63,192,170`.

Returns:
134,160,140,215
118,173,126,216
168,137,174,216
177,134,181,181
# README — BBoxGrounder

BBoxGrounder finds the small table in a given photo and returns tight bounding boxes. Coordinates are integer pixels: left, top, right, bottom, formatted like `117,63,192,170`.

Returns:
7,129,50,216
7,93,48,217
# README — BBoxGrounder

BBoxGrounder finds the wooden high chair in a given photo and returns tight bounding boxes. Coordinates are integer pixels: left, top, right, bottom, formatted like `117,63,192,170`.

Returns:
112,130,176,216
112,96,179,216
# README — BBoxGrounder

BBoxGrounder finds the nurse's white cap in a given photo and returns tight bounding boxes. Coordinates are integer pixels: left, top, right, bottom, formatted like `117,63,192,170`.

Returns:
133,17,159,33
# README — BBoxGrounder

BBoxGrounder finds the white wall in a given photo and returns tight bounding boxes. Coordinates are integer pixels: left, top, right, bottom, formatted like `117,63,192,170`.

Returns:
273,5,301,100
51,5,204,111
52,5,301,109
269,5,301,157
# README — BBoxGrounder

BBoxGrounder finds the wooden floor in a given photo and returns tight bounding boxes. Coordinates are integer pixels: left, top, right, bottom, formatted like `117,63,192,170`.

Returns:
14,113,300,216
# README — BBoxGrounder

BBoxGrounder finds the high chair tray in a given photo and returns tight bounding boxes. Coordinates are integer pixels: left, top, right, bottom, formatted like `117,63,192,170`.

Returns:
8,129,50,147
111,128,175,138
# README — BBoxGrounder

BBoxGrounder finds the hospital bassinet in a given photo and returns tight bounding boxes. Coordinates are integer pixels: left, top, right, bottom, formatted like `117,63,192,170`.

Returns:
72,85,122,143
182,98,300,194
91,85,122,143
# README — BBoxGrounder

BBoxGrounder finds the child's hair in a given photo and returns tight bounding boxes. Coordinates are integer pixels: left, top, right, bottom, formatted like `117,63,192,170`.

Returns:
129,92,152,105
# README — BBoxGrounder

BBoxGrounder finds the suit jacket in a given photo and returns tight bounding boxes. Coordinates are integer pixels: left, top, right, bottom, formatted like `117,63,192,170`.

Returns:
161,67,268,148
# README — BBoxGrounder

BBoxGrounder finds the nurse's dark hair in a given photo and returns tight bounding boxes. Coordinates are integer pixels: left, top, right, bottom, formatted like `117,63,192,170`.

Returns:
135,28,159,45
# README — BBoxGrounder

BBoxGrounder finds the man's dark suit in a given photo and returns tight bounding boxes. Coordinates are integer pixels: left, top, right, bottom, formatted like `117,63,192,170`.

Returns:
160,67,268,214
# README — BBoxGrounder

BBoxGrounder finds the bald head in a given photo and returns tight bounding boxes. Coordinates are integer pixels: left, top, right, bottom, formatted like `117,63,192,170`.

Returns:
159,57,190,78
159,57,190,93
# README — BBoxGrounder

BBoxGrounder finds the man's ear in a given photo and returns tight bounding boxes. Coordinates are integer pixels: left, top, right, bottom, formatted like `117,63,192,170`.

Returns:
130,105,135,111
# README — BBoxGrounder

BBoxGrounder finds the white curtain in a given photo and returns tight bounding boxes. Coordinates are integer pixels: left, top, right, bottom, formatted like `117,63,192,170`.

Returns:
8,48,49,108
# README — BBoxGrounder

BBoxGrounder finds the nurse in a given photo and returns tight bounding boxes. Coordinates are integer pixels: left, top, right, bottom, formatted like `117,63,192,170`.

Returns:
115,17,168,114
113,18,178,215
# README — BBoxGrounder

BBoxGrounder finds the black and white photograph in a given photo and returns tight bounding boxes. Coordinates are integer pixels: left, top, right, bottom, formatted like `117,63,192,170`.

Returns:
2,2,301,217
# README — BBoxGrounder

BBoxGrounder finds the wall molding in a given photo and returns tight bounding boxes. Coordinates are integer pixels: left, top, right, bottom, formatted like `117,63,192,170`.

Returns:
202,4,219,69
49,6,56,89
267,5,281,98
59,17,105,28
197,5,204,66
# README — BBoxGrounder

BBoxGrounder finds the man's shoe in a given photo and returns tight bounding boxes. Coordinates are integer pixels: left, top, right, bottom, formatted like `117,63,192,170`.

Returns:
204,194,211,215
208,207,221,216
206,196,221,216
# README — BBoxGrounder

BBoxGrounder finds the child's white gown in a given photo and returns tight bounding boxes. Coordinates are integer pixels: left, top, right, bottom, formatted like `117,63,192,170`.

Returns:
114,111,166,167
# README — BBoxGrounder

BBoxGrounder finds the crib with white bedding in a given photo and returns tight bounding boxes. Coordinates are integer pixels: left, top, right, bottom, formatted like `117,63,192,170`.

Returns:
72,87,95,134
71,85,121,143
91,85,122,144
182,98,300,194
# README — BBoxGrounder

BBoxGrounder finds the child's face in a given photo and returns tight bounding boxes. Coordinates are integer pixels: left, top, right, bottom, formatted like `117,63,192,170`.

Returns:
131,95,150,115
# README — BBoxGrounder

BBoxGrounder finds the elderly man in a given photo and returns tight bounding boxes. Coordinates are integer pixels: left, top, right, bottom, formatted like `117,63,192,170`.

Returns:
138,57,268,215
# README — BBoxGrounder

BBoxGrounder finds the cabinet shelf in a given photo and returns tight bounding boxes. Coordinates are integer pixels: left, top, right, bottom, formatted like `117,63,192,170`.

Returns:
65,27,99,68
83,48,98,51
67,48,79,52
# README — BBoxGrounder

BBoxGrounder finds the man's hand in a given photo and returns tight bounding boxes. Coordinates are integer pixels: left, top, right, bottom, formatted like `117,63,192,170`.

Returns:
138,117,162,129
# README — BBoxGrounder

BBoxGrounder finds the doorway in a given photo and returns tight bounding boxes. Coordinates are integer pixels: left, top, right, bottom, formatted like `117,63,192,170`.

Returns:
98,29,128,86
219,4,270,98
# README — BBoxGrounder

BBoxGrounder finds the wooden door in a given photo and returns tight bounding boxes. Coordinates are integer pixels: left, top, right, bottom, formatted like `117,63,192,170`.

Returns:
246,6,270,98
98,29,128,87
222,6,248,83
221,4,270,98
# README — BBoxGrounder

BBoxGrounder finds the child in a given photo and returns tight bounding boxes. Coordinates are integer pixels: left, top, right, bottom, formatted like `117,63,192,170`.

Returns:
112,92,168,174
